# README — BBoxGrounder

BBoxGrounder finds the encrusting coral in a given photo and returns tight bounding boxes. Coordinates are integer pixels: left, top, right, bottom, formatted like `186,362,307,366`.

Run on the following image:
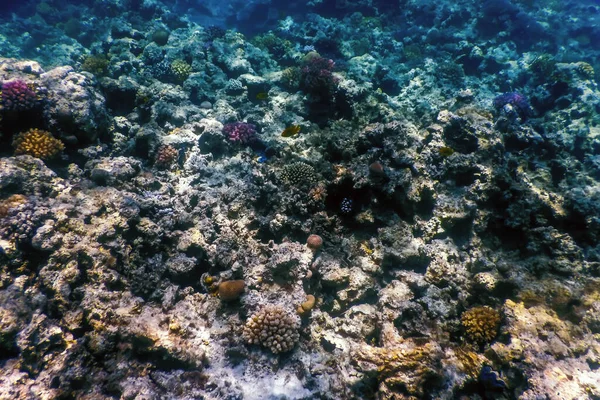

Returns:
242,306,300,353
12,128,64,160
0,194,28,218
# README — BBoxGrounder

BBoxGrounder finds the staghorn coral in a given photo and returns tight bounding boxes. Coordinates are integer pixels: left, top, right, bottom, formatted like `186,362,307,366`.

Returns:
461,306,501,344
280,162,317,187
242,305,300,353
12,128,64,160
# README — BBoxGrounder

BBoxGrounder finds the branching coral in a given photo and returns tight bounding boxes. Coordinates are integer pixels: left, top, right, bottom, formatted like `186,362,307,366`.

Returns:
81,54,110,76
242,306,300,353
461,306,501,344
1,80,43,112
222,122,257,144
12,128,64,160
171,59,192,82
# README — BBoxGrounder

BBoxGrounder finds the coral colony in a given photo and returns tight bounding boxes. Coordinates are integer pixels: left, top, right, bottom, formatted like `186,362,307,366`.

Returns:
1,0,600,398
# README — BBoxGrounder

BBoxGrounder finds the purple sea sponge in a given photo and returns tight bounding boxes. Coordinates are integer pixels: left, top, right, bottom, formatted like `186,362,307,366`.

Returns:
493,92,532,119
222,122,257,144
1,80,41,112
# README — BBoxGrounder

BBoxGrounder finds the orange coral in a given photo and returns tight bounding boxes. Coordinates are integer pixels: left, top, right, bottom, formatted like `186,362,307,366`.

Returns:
12,128,64,160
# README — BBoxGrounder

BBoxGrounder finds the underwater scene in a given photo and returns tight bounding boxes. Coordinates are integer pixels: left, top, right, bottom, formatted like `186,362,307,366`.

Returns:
1,0,600,399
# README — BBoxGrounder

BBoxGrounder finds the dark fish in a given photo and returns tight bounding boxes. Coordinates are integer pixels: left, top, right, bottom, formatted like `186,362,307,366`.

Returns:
439,146,455,157
281,125,301,137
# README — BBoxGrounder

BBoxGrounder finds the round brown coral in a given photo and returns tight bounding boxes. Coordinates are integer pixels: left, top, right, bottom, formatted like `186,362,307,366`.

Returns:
280,162,317,187
218,280,245,301
12,128,64,160
155,144,178,168
461,306,501,344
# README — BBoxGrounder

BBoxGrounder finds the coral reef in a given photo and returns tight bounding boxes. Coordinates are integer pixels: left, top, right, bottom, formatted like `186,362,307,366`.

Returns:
0,0,600,398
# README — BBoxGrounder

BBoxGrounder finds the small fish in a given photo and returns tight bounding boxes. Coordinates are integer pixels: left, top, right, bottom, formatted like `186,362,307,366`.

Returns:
439,146,455,157
281,125,301,137
256,92,269,100
255,152,268,163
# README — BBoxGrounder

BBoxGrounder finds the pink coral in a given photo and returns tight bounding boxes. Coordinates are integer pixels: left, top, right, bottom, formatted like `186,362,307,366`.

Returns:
1,80,41,112
222,122,257,144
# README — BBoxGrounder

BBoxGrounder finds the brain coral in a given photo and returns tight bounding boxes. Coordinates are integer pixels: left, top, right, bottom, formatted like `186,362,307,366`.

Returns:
280,162,317,187
12,128,64,160
242,305,300,353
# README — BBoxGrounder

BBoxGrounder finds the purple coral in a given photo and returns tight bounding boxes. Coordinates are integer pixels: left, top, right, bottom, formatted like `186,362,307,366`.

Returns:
222,122,257,144
300,55,338,98
1,80,41,112
493,92,532,119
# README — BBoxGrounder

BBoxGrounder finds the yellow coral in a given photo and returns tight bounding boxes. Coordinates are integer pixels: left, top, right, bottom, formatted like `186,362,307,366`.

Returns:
0,194,28,218
461,306,501,344
171,59,192,82
578,62,595,79
12,128,64,160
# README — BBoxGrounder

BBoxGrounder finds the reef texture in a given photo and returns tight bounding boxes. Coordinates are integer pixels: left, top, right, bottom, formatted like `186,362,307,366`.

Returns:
1,0,600,399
